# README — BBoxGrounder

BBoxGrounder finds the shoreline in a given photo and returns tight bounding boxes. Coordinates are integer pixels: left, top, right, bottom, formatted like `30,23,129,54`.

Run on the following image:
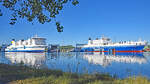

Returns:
0,63,150,84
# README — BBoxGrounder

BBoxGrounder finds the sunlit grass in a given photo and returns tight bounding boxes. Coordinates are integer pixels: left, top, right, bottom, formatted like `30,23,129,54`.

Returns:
0,63,150,84
11,73,113,84
114,76,150,84
0,63,62,83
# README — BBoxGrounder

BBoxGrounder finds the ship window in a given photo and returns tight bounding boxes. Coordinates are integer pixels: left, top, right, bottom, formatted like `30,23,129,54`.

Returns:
90,41,93,44
103,43,107,45
34,39,46,45
16,43,19,46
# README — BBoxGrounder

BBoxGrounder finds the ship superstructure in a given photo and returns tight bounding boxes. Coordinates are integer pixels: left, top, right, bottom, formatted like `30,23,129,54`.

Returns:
80,36,147,52
5,35,46,52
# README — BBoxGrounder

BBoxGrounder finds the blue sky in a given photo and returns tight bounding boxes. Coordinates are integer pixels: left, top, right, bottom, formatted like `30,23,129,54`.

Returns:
0,0,150,46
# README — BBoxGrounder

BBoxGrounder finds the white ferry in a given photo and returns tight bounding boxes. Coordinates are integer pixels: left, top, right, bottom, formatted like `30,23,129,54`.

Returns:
5,35,47,52
80,36,147,52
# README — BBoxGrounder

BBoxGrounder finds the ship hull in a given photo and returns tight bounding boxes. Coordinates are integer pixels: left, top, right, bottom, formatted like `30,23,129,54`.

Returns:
5,50,45,52
80,45,145,52
5,47,46,52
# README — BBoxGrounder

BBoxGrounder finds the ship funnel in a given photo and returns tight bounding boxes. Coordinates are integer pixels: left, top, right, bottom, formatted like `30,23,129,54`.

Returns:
12,39,15,41
89,37,91,40
11,39,15,45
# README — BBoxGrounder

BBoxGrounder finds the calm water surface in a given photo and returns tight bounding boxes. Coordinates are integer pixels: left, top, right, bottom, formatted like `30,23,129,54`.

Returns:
0,52,150,79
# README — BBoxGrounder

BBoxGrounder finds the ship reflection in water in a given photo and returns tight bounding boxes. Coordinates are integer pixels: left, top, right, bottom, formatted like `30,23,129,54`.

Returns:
83,52,147,67
1,52,150,78
5,52,46,68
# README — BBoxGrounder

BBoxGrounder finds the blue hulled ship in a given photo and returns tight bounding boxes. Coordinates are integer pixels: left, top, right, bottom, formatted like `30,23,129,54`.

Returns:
79,36,147,53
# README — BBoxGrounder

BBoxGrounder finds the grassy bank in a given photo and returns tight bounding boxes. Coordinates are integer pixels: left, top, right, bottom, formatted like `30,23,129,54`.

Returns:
0,63,150,84
11,76,150,84
0,63,63,83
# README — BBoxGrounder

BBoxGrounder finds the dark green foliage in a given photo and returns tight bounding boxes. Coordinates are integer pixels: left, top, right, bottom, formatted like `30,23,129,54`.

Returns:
0,9,2,16
60,45,74,52
0,0,79,32
148,45,150,48
72,0,79,6
56,21,63,32
60,45,74,49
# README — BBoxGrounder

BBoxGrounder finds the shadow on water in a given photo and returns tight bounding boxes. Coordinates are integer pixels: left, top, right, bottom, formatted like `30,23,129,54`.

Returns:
0,52,150,79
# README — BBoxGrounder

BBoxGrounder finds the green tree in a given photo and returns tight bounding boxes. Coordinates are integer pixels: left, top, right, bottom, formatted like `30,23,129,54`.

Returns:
148,45,150,48
0,0,79,32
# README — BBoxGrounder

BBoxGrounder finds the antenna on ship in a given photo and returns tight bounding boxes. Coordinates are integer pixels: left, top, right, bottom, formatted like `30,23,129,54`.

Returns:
35,34,38,37
101,35,105,39
33,34,38,38
113,36,117,43
138,38,142,42
101,35,105,40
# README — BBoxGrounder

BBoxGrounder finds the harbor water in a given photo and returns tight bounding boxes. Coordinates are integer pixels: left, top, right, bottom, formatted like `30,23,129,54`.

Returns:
0,52,150,79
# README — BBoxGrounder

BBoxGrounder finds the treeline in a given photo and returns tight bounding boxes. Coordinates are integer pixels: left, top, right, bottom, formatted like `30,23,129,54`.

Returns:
144,45,150,49
148,45,150,48
59,45,75,52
